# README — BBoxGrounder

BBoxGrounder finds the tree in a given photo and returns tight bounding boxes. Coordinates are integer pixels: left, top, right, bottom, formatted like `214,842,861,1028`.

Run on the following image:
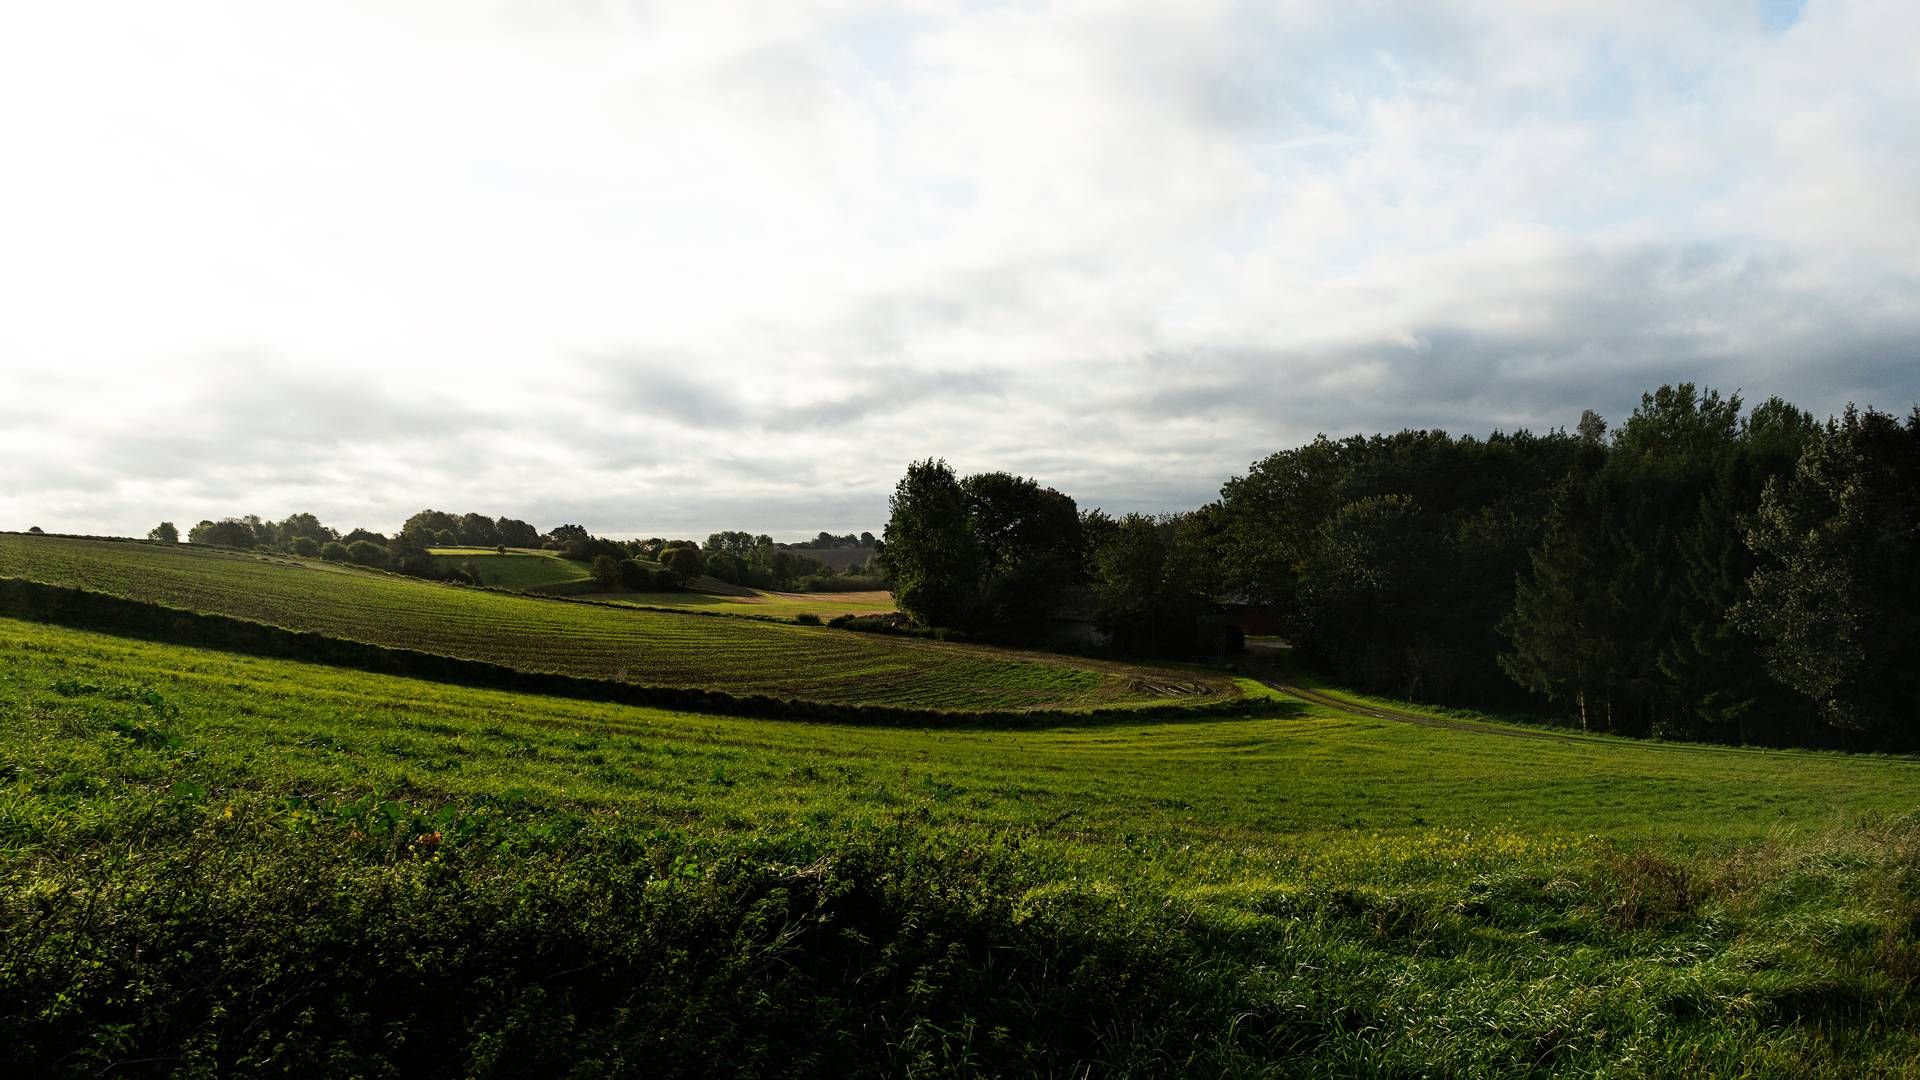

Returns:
962,471,1083,633
402,510,461,542
346,540,389,568
458,513,500,547
289,536,321,557
1576,409,1608,446
495,517,540,548
662,545,705,585
277,512,335,546
591,554,621,589
881,459,982,628
340,528,388,547
147,522,179,544
320,541,351,563
1738,406,1920,746
188,518,257,549
26,526,43,534
617,558,651,590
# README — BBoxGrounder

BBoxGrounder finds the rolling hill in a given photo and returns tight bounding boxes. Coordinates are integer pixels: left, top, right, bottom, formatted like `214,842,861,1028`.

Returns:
0,533,1234,713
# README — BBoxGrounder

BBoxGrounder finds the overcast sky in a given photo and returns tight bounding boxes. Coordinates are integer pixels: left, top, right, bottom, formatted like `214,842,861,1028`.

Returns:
3,0,1916,539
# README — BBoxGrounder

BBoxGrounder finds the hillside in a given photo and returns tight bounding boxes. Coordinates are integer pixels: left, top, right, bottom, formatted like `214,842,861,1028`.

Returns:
0,534,1233,713
425,546,594,593
7,616,1920,1074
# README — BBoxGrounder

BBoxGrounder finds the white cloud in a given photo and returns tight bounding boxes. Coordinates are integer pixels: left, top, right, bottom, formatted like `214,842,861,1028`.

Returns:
1,0,1915,537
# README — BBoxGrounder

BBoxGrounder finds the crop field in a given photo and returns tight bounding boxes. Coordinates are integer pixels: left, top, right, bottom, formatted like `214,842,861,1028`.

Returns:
591,587,897,619
0,534,1233,712
5,617,1920,1076
425,547,593,592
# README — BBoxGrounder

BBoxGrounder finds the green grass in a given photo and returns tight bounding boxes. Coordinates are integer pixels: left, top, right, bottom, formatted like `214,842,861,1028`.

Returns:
0,534,1235,712
5,618,1920,1075
425,547,594,592
589,587,897,619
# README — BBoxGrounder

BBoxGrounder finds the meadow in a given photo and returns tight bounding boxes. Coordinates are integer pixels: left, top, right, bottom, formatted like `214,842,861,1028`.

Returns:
426,546,595,593
590,588,897,619
5,616,1920,1075
0,535,1228,713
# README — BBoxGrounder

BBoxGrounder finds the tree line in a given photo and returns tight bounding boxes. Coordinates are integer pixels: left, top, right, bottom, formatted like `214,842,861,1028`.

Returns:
154,510,886,595
881,385,1920,750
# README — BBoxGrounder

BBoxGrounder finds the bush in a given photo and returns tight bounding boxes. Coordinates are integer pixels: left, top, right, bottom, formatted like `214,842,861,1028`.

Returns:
288,536,322,557
662,546,705,585
650,567,681,591
800,574,889,592
346,541,389,568
320,542,351,563
591,555,621,590
793,613,822,626
617,559,651,590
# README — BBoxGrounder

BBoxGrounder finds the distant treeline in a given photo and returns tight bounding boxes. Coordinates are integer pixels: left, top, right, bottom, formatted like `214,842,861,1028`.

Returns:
881,385,1920,751
156,510,886,594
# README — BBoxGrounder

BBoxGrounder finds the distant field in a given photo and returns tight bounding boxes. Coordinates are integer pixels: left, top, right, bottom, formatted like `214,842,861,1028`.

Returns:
593,588,896,619
0,534,1232,712
7,617,1920,1074
426,547,593,592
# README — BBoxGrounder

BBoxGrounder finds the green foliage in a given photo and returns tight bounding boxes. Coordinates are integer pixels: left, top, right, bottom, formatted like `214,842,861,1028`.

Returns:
1740,405,1920,739
187,517,257,549
590,554,621,589
662,545,705,586
5,620,1920,1076
345,539,388,568
882,459,981,628
319,541,350,563
288,535,321,557
1503,386,1823,744
146,521,177,544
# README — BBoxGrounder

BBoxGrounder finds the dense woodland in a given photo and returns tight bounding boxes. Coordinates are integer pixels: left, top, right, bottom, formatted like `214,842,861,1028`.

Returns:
881,385,1920,751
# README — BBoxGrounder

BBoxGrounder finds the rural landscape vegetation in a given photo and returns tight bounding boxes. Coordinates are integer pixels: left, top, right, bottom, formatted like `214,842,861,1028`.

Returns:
6,1,1920,1077
5,383,1920,1076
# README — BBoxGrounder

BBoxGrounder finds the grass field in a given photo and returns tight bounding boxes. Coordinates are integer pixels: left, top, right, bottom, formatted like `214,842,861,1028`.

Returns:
591,588,897,619
5,616,1920,1075
0,534,1232,712
425,547,594,592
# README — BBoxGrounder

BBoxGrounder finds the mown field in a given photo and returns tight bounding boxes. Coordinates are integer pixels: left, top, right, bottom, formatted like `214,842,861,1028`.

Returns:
426,547,594,592
5,617,1920,1076
591,588,897,619
0,534,1230,712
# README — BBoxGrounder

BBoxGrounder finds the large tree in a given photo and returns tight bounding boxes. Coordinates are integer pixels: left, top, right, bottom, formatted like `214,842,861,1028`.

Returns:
881,459,981,628
962,471,1083,634
1739,406,1920,746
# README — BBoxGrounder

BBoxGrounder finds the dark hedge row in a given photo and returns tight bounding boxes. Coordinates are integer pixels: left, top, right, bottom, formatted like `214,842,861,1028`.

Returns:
0,578,1280,728
1,813,1261,1078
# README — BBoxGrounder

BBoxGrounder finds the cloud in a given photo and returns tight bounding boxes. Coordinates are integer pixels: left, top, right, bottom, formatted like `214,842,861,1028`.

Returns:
0,0,1916,538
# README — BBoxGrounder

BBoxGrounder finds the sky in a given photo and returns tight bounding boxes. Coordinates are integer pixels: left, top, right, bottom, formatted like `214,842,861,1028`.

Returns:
2,0,1916,540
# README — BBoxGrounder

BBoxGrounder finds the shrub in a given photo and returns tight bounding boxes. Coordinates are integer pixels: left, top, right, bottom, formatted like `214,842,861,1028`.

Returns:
793,613,822,626
800,574,889,592
591,555,621,590
617,559,650,590
662,546,705,585
288,536,321,557
346,541,389,568
319,542,351,563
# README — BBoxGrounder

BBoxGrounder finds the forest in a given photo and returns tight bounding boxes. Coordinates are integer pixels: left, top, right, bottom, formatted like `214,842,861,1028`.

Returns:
880,384,1920,751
